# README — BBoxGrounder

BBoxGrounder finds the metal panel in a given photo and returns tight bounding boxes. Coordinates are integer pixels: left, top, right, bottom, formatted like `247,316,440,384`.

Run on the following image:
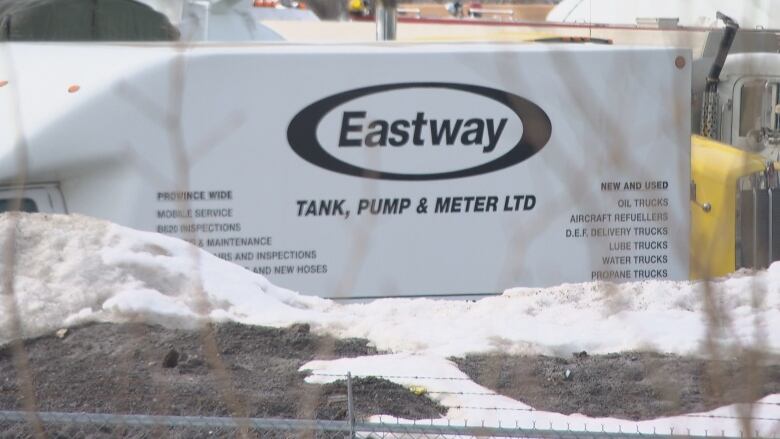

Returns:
0,44,692,298
736,178,780,269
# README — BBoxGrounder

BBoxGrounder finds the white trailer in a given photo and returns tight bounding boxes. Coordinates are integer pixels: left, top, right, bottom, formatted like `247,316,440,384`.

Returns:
0,43,691,298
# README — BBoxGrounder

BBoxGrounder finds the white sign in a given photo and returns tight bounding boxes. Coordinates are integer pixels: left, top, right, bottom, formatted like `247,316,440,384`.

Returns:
1,44,692,298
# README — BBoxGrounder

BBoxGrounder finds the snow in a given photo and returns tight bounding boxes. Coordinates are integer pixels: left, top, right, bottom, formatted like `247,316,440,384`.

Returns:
1,213,779,434
2,213,779,356
548,0,780,29
0,215,780,357
0,213,330,340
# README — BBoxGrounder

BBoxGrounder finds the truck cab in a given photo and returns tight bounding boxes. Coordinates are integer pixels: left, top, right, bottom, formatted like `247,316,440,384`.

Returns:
692,49,780,277
718,54,780,158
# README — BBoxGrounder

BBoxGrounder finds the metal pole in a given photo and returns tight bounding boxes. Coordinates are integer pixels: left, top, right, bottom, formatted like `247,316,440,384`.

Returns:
754,187,759,268
769,187,774,263
376,0,397,41
346,372,355,439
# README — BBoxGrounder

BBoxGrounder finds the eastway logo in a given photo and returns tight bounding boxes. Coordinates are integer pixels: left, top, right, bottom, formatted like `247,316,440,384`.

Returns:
287,83,552,180
337,111,508,153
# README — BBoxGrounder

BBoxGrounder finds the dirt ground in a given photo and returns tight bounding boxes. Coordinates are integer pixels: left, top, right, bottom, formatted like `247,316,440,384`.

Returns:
453,351,780,420
3,321,780,432
0,322,444,421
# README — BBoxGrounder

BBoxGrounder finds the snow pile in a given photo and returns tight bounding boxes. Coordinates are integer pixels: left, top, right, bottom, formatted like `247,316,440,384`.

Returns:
327,277,779,356
1,213,778,359
0,213,331,343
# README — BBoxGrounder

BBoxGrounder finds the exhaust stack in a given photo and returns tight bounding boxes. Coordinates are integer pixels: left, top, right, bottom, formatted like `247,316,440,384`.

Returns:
701,12,739,140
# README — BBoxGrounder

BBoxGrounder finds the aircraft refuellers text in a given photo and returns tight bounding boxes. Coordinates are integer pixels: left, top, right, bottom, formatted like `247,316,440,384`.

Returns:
564,180,674,282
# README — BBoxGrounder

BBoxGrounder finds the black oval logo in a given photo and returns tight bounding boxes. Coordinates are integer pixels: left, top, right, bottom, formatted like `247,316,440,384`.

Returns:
287,83,551,181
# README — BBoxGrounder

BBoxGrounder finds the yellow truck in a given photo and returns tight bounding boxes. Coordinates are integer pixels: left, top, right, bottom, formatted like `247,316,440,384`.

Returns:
687,16,780,278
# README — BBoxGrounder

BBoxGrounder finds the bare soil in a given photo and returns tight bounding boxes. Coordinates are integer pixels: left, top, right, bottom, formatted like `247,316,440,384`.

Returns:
0,322,444,421
3,321,780,437
453,351,780,420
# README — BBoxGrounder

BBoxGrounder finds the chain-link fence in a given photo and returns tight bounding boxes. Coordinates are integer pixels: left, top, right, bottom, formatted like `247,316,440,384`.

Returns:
1,371,777,439
2,410,769,439
0,411,349,439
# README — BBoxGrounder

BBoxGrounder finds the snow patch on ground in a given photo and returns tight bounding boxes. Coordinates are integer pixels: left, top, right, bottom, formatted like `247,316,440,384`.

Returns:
302,356,780,437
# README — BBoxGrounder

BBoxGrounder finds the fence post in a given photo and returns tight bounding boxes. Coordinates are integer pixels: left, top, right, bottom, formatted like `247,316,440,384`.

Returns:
346,372,355,439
